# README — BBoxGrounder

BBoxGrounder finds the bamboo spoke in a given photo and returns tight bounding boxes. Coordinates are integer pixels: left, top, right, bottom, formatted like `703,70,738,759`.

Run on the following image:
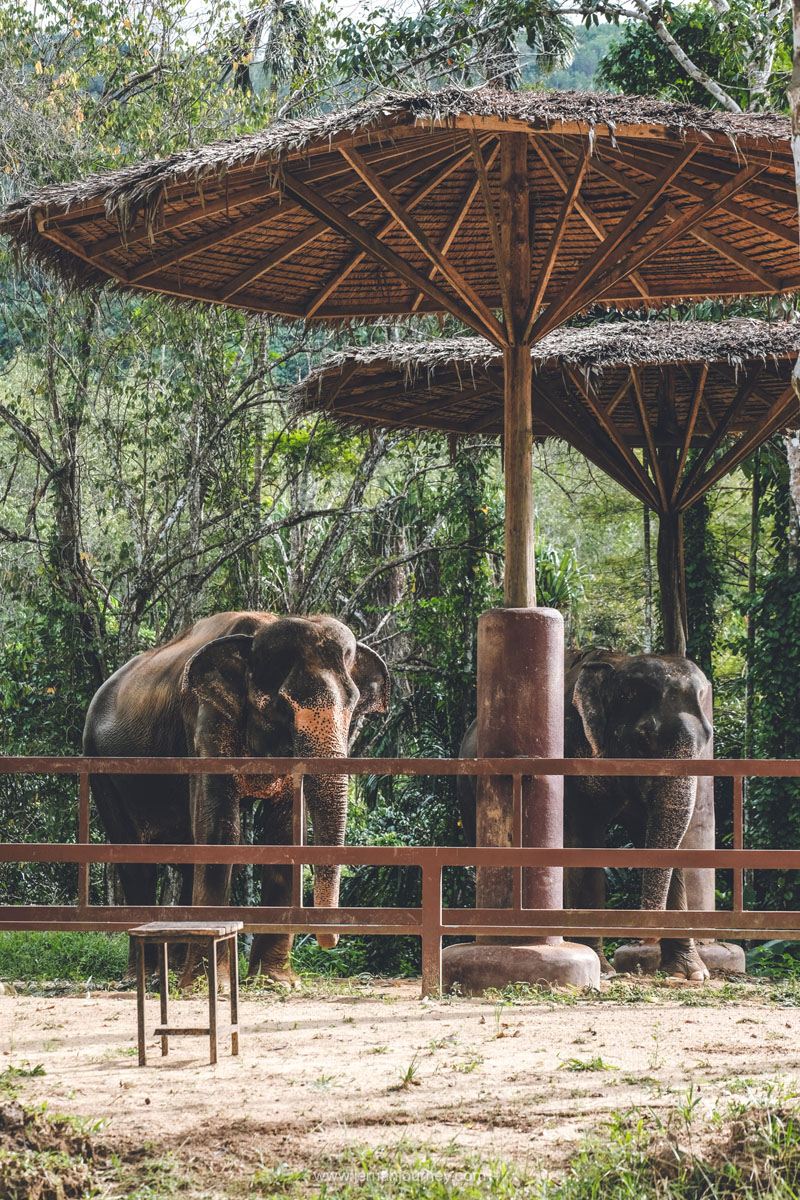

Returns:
536,162,765,341
128,142,451,288
335,145,504,344
569,144,781,291
531,383,656,508
83,137,439,256
522,149,590,342
530,137,650,299
678,384,798,510
278,168,488,337
677,367,765,503
470,131,512,344
530,145,698,342
412,140,501,312
305,140,486,318
631,367,669,511
566,367,659,508
671,364,708,505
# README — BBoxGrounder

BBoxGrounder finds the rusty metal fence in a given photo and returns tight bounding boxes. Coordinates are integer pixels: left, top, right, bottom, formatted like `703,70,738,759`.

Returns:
3,755,800,993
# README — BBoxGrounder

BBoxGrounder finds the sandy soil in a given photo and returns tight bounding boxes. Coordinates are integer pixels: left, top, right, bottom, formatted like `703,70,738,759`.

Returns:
2,979,800,1189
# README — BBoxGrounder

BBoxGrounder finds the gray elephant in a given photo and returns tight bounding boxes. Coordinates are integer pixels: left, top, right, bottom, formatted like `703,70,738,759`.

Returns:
457,647,712,982
83,611,389,986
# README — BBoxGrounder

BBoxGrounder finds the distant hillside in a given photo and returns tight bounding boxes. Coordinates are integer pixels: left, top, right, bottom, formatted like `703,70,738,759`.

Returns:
520,22,621,92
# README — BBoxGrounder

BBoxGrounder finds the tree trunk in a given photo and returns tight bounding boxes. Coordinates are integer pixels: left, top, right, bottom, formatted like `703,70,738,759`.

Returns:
643,504,653,652
657,510,687,656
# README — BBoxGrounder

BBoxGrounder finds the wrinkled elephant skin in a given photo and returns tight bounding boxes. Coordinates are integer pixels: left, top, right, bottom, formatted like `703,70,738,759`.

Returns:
457,648,712,982
83,612,389,987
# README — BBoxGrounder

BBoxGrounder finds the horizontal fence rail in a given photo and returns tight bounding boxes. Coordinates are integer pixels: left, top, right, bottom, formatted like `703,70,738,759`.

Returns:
2,756,800,994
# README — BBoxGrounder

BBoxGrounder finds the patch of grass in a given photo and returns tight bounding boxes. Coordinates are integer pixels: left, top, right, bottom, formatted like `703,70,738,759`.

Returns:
0,931,128,982
559,1055,617,1072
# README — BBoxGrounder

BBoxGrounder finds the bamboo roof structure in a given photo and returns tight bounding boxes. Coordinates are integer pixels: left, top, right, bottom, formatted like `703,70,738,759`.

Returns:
1,88,797,326
3,85,797,615
293,318,800,514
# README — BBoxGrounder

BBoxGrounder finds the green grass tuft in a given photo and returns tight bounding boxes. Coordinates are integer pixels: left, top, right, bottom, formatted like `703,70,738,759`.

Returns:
0,931,129,981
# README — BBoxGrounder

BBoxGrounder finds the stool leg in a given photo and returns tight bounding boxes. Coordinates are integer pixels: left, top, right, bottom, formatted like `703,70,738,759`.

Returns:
159,942,169,1057
208,939,218,1065
136,940,146,1067
229,936,239,1056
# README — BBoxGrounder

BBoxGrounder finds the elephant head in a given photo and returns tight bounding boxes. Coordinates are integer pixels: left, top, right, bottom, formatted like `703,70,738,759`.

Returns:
180,615,389,944
571,651,711,912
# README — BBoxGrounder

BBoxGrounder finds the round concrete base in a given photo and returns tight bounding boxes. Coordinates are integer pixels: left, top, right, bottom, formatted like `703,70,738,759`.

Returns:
442,941,601,995
613,940,746,975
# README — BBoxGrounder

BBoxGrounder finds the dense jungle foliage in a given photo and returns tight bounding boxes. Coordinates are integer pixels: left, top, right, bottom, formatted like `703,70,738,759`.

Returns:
0,0,798,976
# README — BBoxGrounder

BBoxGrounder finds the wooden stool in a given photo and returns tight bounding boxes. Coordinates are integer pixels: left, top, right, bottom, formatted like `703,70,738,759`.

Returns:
129,921,243,1066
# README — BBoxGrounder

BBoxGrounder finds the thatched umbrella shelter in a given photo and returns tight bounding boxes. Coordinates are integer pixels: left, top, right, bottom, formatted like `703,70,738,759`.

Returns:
293,317,800,655
3,88,797,990
295,316,800,976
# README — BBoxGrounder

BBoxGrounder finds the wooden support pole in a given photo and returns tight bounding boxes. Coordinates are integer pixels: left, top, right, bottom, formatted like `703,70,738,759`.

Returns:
500,134,535,607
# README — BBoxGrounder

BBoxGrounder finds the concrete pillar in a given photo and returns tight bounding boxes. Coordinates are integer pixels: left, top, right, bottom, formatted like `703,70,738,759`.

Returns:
442,608,600,993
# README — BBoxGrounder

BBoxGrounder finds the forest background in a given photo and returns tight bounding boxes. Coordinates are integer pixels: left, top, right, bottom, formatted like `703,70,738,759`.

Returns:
1,0,798,977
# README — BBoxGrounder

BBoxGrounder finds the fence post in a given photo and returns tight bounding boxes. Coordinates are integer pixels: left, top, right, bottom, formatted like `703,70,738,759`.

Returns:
733,774,744,913
512,773,522,912
421,862,442,998
292,772,305,909
78,770,90,912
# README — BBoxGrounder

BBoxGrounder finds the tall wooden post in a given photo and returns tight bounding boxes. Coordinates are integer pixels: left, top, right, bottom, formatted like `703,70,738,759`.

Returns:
443,134,599,993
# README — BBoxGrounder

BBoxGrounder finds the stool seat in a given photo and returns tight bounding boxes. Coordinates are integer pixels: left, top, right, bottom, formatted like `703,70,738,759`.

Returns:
129,921,242,1066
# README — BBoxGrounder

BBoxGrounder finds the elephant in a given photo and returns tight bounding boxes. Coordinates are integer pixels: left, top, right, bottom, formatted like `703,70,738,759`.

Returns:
457,647,712,982
83,611,389,986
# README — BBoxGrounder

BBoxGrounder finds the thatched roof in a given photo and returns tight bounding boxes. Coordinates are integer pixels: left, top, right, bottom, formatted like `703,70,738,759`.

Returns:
1,88,796,323
294,318,800,512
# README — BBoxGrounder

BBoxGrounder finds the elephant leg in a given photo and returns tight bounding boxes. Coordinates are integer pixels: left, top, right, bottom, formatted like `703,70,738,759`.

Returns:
179,784,240,989
659,868,709,982
564,795,613,974
115,861,159,975
248,862,298,988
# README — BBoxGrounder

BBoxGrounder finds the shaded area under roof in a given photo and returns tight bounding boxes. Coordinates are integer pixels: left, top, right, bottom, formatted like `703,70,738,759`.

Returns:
294,318,800,514
1,88,797,327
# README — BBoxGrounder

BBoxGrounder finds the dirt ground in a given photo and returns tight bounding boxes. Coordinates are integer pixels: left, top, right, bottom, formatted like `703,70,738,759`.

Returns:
3,977,800,1193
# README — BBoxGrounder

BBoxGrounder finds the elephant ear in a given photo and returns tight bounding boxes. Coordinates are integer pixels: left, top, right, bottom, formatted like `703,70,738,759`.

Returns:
181,634,255,726
351,643,390,721
572,659,615,758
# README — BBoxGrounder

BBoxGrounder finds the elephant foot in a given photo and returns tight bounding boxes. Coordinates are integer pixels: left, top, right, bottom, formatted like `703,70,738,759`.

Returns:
248,963,301,990
660,941,709,983
597,955,616,977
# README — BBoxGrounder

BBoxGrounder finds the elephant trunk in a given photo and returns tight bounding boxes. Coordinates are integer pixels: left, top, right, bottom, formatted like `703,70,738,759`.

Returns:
641,774,698,911
304,771,348,949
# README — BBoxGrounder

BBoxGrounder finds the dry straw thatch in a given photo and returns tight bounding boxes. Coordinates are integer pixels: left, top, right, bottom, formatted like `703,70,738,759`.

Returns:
0,88,796,322
294,318,800,512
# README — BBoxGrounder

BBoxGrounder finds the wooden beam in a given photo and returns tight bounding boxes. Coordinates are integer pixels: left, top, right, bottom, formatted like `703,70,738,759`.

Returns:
537,161,766,340
36,219,127,282
412,141,501,312
607,373,634,416
531,382,657,508
530,137,650,299
307,140,487,319
671,364,708,505
277,168,488,337
83,138,438,256
337,145,505,345
567,144,781,292
630,368,668,511
678,385,798,510
529,145,698,342
619,141,799,207
566,367,659,508
126,141,451,287
521,149,590,342
470,131,513,345
676,367,765,504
